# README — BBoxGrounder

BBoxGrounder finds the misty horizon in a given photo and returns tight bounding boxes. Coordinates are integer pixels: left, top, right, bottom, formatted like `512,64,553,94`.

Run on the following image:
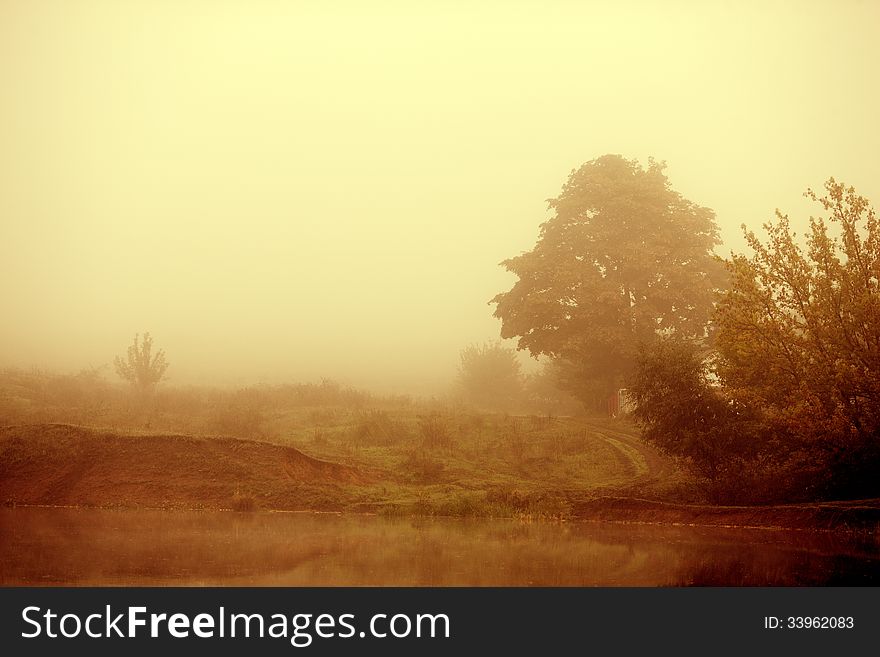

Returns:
2,1,877,393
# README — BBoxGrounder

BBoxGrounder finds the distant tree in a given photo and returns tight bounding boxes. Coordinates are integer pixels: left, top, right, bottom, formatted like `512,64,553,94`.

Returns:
714,179,880,498
114,333,169,393
492,154,725,410
523,361,582,417
457,342,524,411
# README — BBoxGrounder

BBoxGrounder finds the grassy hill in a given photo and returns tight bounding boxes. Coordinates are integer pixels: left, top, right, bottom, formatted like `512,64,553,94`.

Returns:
2,421,878,530
0,413,670,518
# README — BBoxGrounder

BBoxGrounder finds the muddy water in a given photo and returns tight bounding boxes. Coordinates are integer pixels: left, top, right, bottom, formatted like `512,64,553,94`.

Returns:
0,507,877,586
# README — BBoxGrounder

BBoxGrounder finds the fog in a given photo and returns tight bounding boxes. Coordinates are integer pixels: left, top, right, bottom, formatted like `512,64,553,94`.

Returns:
1,0,877,393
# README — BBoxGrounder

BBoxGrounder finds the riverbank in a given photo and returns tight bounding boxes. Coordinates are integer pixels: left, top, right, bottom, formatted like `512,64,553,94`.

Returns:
2,423,878,532
570,496,880,532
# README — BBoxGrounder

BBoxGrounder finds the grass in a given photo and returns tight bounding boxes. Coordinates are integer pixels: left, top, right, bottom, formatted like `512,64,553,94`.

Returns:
269,405,659,518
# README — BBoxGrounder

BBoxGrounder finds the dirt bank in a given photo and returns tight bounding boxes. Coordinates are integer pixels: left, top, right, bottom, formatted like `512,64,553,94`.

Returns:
572,496,880,531
0,424,366,511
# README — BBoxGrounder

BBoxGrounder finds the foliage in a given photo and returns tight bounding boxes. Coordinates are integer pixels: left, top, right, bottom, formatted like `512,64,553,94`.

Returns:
635,180,880,502
715,179,880,499
457,342,524,411
351,410,408,447
629,338,761,501
492,154,724,409
114,333,169,392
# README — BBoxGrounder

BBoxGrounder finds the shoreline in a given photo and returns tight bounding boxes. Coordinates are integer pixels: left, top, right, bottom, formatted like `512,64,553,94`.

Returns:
5,497,878,534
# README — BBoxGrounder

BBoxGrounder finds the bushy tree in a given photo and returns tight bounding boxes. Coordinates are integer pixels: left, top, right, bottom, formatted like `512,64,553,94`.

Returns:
457,342,524,411
492,154,725,410
634,180,880,502
114,333,169,393
714,179,880,498
629,339,761,501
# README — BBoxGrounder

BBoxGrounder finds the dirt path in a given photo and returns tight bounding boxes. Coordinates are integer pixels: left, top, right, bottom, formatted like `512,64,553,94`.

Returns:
568,421,880,530
577,419,678,494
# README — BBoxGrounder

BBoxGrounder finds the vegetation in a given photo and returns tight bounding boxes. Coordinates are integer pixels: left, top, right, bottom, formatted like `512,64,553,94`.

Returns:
114,333,169,393
0,367,682,516
629,339,762,502
715,179,880,500
492,154,725,410
2,169,876,514
230,492,259,512
631,180,880,503
456,342,524,412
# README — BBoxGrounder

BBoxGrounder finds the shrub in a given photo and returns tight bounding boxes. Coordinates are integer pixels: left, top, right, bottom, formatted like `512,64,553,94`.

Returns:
230,492,258,512
401,450,445,483
351,410,406,447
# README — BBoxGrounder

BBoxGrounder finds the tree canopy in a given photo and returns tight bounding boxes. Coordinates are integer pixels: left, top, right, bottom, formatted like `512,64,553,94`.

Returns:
492,154,724,408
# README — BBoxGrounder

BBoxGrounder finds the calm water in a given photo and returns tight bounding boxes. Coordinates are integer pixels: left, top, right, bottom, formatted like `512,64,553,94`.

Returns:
0,507,877,586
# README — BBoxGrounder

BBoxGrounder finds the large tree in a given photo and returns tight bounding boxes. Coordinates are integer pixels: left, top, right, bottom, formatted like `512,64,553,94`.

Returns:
492,154,724,408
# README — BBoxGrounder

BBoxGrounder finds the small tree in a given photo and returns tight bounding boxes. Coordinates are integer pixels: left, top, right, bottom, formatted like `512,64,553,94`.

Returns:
629,338,761,501
114,333,169,393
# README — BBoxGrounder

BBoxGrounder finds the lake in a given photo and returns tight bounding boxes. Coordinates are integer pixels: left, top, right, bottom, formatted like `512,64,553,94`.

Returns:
0,507,877,586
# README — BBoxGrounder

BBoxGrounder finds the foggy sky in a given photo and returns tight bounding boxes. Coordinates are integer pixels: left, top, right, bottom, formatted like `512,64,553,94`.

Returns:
1,0,878,393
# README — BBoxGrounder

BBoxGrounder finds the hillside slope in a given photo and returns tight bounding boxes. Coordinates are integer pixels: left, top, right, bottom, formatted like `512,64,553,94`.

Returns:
0,424,366,510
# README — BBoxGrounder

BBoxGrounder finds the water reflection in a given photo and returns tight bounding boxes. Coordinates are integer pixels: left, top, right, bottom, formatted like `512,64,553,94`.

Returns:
0,508,877,586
